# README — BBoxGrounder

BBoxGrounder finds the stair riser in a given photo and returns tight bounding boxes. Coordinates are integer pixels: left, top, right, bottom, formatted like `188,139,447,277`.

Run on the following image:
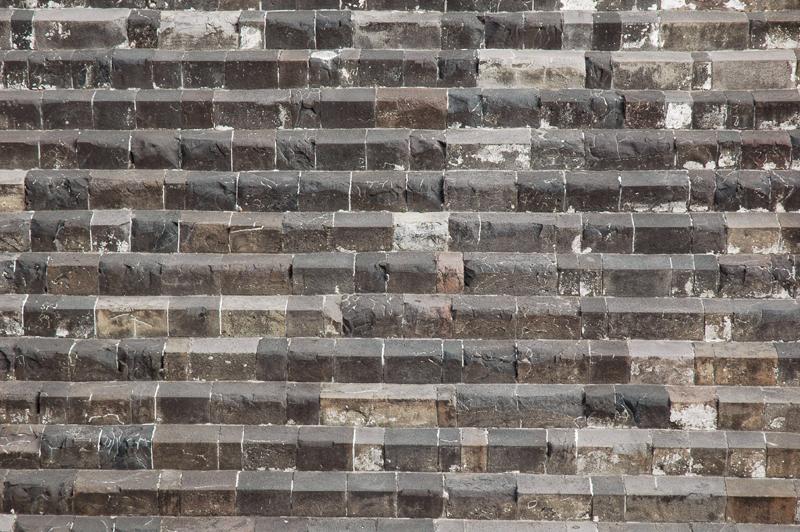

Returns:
2,337,798,387
2,10,800,52
0,0,796,11
1,10,800,55
1,425,796,478
1,470,798,522
1,381,798,432
4,128,800,172
4,211,798,256
0,294,798,341
11,515,800,532
4,88,800,131
5,338,800,387
1,49,797,90
9,169,800,214
0,252,796,299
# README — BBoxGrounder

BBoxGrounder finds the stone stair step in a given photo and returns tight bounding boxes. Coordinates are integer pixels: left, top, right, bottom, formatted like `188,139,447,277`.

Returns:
2,469,800,522
1,10,799,52
3,336,797,386
4,88,800,131
2,516,795,532
5,128,800,172
7,169,800,214
0,251,797,299
2,210,798,255
2,424,799,477
1,380,799,431
0,0,797,11
0,294,799,340
2,49,798,91
7,515,800,531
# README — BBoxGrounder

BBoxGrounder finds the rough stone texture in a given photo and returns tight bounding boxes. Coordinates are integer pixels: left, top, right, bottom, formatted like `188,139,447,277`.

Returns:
0,2,799,530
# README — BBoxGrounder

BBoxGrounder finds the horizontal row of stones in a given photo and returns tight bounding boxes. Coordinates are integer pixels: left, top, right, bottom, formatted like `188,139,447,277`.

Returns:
3,377,800,432
2,49,798,92
2,251,799,300
10,169,800,214
5,518,791,532
2,423,797,477
0,293,799,341
3,210,797,256
3,10,800,52
3,470,800,523
0,0,792,13
8,88,800,132
5,129,800,173
2,333,798,386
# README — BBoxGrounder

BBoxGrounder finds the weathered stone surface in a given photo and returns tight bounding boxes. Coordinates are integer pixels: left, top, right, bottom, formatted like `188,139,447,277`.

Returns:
2,4,800,530
478,50,585,89
34,9,128,50
158,12,238,50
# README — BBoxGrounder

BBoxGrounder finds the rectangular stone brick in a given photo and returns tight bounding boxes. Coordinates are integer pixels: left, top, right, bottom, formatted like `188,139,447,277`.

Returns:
220,295,286,337
517,474,591,520
478,50,585,89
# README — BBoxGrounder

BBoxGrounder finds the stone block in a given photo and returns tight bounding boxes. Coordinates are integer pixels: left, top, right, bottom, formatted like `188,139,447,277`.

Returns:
517,474,591,520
